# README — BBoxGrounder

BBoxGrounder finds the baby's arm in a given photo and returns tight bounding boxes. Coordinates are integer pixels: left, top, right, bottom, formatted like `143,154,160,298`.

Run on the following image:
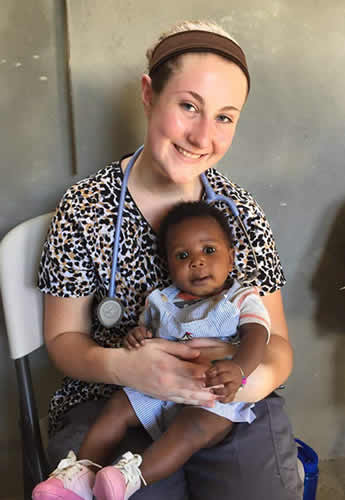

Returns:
231,323,268,380
123,325,153,349
206,287,270,403
123,295,154,350
206,323,268,403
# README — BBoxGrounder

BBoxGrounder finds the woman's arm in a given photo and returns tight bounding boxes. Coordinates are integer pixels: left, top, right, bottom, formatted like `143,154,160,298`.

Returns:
244,288,293,397
187,289,293,403
234,330,292,402
44,294,216,406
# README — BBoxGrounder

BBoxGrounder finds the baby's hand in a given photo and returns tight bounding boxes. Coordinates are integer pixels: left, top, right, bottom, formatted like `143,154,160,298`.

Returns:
206,360,244,403
123,326,153,350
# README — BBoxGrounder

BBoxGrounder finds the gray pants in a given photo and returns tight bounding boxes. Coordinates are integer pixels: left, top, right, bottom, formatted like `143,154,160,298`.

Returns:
47,393,303,500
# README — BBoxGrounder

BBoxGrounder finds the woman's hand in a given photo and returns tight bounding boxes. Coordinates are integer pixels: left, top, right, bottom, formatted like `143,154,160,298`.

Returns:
182,339,243,402
112,339,218,407
185,338,236,365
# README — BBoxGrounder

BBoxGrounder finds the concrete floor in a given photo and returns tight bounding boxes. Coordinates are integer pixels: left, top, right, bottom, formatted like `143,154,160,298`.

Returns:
317,458,345,500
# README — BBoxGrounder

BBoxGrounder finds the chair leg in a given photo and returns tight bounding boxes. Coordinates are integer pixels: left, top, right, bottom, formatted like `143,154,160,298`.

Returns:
16,357,49,495
22,447,35,500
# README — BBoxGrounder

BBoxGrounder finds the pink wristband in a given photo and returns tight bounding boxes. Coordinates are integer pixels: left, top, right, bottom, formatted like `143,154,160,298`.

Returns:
232,362,247,390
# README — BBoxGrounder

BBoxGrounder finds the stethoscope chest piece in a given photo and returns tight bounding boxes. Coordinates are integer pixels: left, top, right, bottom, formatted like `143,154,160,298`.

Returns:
97,297,123,328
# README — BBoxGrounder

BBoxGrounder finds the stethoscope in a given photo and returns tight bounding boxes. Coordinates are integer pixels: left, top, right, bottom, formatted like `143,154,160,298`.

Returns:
97,145,259,328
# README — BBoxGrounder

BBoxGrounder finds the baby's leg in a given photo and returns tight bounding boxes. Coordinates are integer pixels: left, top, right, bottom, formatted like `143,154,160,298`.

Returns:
140,407,232,485
78,389,141,465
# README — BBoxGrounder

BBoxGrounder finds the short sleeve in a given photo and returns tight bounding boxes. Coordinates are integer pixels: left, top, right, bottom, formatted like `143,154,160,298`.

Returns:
38,187,98,297
235,198,286,295
232,287,271,342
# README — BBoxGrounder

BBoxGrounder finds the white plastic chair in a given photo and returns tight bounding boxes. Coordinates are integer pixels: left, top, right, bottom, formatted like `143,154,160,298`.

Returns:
0,212,54,499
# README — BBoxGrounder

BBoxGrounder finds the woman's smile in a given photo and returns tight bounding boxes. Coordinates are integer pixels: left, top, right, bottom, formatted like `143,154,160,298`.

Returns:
174,144,207,160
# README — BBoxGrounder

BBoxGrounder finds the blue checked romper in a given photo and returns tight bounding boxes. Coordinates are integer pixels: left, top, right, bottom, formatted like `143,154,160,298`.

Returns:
123,281,256,441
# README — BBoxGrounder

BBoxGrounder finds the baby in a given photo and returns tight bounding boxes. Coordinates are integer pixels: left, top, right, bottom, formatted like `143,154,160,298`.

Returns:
33,201,270,500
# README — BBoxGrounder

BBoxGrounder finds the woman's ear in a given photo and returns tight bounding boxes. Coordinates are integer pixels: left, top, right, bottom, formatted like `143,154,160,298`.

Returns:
141,74,153,115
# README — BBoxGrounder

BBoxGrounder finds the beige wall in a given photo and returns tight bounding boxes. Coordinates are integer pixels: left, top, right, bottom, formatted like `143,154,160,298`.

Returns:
1,1,345,497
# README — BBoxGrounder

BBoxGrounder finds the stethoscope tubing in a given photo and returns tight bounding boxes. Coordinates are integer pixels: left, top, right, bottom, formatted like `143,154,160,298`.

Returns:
200,173,239,217
102,144,259,327
109,145,144,297
201,172,259,278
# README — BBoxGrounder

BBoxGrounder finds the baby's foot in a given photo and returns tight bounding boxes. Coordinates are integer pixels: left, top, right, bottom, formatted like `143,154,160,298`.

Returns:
93,451,145,500
32,450,101,500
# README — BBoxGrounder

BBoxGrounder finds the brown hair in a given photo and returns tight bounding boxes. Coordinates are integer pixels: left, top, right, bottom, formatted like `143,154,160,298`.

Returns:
146,20,249,95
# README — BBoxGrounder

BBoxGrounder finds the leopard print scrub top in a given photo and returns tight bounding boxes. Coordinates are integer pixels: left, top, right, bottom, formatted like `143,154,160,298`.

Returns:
38,158,286,435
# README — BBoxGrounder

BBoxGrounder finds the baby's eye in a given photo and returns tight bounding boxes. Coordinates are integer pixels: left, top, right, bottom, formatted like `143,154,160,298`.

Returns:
180,102,197,113
176,251,189,260
204,246,216,255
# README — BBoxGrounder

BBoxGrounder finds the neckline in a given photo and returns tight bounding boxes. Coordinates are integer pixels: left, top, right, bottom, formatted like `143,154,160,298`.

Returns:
117,155,158,235
117,153,211,234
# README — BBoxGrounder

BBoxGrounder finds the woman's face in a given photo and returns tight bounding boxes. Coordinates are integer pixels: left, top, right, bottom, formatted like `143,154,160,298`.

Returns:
142,52,248,185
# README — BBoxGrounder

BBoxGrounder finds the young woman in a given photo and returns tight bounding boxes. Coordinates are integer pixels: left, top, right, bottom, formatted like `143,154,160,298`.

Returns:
34,20,302,500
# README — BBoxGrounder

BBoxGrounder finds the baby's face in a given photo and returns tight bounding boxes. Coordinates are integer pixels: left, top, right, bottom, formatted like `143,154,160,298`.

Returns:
166,216,234,297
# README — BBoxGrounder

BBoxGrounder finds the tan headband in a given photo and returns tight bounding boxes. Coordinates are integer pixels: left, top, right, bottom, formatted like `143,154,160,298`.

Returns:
149,30,250,92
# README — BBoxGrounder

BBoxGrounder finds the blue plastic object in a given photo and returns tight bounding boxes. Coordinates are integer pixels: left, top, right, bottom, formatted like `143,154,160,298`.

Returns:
295,438,319,500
